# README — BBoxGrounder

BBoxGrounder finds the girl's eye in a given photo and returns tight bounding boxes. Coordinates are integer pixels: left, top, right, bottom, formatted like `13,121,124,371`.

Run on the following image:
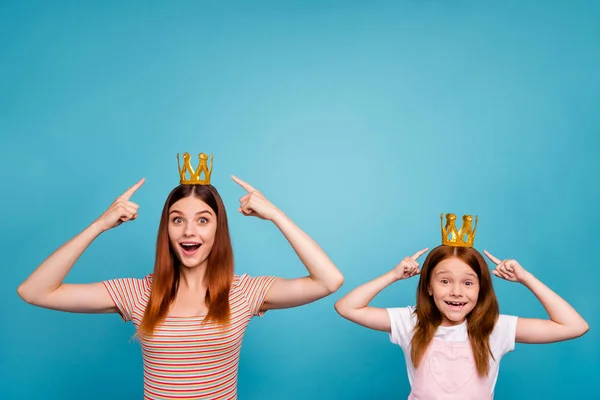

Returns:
465,281,473,286
172,217,183,224
441,279,449,284
199,217,208,224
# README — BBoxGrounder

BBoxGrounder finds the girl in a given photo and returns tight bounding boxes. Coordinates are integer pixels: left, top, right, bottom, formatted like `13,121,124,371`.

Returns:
17,155,344,400
334,216,588,399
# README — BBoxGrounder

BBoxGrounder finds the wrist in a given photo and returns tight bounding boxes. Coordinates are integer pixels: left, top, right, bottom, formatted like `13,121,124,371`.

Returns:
88,221,106,236
269,208,287,224
388,269,403,283
519,271,536,286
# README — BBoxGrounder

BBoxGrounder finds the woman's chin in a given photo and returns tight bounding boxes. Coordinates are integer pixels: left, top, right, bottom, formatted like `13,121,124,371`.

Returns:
175,253,208,269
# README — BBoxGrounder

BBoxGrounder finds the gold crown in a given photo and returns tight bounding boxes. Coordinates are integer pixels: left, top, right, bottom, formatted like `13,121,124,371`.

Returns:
176,152,214,185
440,213,478,248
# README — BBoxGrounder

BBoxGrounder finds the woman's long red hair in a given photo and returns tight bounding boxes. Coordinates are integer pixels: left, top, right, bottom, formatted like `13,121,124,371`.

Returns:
410,245,499,376
138,184,234,336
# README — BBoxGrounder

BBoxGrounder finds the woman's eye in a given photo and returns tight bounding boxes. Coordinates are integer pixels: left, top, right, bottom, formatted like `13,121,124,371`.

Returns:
441,279,449,284
172,217,183,223
199,217,208,224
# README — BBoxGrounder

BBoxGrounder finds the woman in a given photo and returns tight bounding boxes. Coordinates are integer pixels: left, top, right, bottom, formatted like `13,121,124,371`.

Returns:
18,153,344,399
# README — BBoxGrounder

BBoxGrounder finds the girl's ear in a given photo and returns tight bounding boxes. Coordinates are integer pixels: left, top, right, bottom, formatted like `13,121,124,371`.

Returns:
428,285,433,296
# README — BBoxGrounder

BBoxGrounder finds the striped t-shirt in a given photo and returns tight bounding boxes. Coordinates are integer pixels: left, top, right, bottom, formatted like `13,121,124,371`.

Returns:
103,273,278,400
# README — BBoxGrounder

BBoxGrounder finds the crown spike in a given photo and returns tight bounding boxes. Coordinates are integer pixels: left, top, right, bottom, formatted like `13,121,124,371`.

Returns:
441,213,478,248
177,152,214,185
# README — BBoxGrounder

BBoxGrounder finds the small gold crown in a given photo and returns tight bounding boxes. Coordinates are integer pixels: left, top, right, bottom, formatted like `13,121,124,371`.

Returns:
440,213,478,248
176,152,214,185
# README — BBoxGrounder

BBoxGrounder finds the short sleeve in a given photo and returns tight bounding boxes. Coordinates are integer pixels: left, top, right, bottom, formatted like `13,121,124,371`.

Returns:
490,314,519,356
236,274,278,317
103,276,150,322
386,306,417,350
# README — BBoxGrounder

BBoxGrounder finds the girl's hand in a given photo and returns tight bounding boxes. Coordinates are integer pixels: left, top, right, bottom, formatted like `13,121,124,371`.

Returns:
484,250,532,284
392,248,428,281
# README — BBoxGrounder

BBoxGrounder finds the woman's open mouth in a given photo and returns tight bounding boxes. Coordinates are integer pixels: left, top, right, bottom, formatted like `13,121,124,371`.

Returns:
179,242,202,256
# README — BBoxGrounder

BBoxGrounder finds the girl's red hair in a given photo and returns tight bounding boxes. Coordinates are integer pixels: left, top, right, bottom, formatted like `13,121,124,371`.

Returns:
410,245,499,376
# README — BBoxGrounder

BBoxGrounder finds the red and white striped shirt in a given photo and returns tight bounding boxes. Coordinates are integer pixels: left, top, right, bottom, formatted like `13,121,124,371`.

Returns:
103,273,277,399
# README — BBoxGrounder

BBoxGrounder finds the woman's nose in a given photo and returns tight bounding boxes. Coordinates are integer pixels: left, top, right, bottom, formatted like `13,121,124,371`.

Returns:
184,222,195,236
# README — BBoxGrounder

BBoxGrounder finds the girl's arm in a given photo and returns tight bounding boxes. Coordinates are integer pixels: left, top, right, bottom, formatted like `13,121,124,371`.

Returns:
334,249,428,332
485,250,589,344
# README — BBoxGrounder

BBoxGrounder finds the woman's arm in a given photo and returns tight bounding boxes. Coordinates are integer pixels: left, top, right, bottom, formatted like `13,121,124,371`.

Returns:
232,175,344,311
17,179,144,313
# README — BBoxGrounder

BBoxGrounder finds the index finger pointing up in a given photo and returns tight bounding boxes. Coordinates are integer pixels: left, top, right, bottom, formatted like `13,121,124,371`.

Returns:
411,248,429,260
483,250,502,265
120,178,145,200
231,175,256,193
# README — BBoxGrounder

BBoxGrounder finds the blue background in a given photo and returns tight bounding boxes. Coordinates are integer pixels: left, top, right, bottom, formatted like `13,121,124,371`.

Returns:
1,1,598,399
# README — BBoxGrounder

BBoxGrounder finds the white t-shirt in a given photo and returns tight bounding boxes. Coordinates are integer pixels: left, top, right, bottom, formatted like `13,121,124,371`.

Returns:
386,306,518,395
